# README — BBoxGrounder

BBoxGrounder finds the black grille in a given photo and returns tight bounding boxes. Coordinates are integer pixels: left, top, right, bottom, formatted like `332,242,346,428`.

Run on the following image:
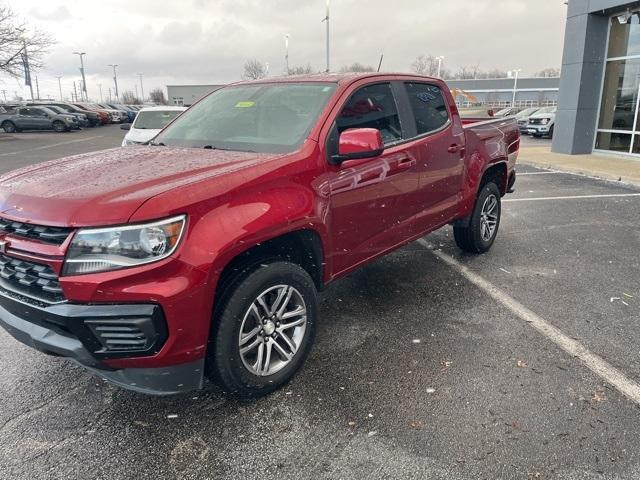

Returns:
0,218,72,245
0,254,64,304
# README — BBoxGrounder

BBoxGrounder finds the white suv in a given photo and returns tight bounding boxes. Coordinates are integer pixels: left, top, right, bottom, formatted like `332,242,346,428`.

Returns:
527,106,557,138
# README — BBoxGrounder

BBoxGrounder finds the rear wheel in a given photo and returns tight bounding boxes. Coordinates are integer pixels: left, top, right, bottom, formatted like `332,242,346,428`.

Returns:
454,182,501,254
52,121,67,132
207,260,317,397
1,121,16,133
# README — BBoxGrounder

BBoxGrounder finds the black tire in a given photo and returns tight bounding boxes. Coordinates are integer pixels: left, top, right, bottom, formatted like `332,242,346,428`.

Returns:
547,125,554,139
52,121,67,132
1,121,16,133
207,260,318,397
532,133,541,138
454,182,501,254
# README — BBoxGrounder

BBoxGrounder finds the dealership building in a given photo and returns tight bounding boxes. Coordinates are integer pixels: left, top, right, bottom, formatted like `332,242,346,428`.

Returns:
553,0,640,156
447,77,560,109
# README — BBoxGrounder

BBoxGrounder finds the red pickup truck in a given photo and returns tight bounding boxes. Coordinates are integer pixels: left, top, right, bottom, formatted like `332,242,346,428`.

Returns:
0,74,518,396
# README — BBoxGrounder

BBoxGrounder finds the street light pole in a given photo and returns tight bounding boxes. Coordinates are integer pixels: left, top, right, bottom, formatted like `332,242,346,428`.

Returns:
98,83,103,102
322,0,330,72
56,75,63,101
108,64,119,100
510,69,521,107
137,73,144,101
284,34,290,74
73,52,87,101
436,56,445,78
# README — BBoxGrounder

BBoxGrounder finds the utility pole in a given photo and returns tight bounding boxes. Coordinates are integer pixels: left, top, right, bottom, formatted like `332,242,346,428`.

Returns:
73,81,78,102
436,56,445,78
21,38,35,101
56,76,63,101
35,75,40,100
108,64,119,100
135,83,139,99
137,73,144,101
284,34,290,74
509,69,521,107
108,87,111,103
322,0,330,72
98,83,103,102
73,52,87,101
377,54,384,72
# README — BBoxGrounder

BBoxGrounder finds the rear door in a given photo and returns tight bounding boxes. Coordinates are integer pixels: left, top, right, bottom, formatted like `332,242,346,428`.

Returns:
326,82,421,275
398,81,466,232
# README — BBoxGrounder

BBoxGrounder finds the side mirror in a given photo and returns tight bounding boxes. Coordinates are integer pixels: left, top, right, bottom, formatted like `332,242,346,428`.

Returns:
330,128,384,164
120,123,131,130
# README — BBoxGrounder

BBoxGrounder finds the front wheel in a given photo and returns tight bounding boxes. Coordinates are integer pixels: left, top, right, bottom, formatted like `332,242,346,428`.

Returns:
1,121,16,133
52,121,67,132
454,182,501,254
207,261,317,397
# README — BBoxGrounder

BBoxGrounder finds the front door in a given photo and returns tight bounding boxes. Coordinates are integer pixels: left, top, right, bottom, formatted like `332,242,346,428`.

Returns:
326,82,420,275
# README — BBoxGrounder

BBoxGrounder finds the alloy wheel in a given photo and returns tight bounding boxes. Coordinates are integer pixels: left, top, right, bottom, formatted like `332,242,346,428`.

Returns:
238,285,307,376
479,194,498,241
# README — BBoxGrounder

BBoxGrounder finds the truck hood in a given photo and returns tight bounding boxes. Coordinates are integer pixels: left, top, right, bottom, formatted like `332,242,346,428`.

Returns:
0,146,280,227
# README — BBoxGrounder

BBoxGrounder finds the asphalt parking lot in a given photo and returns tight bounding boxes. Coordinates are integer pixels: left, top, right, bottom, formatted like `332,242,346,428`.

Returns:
1,130,640,479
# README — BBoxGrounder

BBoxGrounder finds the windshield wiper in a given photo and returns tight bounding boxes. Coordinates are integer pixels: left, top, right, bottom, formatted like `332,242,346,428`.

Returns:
202,145,257,153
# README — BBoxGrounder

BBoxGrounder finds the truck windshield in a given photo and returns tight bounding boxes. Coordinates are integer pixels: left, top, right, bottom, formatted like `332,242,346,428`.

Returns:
154,82,337,153
133,110,183,130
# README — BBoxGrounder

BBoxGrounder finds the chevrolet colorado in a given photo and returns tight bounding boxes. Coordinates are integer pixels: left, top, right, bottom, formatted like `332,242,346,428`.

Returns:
0,74,519,397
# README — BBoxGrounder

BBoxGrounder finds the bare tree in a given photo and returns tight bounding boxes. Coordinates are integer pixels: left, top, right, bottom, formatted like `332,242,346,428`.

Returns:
339,62,375,73
242,59,267,80
453,65,476,80
149,88,167,105
121,91,141,105
287,63,316,75
0,5,54,78
535,67,561,78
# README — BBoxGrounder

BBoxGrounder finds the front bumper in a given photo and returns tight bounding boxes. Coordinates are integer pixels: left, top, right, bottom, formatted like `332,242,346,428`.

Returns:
527,125,551,134
0,292,204,394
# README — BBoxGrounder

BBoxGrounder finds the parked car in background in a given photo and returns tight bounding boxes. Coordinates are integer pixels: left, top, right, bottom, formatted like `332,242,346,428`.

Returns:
0,73,519,397
29,102,101,127
95,103,129,123
42,105,89,128
493,107,522,118
105,103,136,122
527,106,557,138
73,103,111,124
120,106,186,146
515,107,540,134
0,106,79,133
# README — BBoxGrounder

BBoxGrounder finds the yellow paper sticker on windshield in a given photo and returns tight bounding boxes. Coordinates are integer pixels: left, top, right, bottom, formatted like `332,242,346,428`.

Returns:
235,101,255,108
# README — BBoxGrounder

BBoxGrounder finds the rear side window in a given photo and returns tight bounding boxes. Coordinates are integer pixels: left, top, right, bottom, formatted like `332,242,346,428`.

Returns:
336,83,403,145
404,82,449,135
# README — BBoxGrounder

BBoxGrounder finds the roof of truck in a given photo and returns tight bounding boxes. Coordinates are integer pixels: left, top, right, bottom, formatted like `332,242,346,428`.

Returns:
238,72,440,85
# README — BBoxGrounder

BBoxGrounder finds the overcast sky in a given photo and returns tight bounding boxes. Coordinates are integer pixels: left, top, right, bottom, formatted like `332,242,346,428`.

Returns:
1,0,567,102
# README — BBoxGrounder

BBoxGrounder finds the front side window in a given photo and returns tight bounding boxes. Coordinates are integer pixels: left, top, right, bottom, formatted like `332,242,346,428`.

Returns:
404,82,449,135
155,82,337,153
336,83,403,145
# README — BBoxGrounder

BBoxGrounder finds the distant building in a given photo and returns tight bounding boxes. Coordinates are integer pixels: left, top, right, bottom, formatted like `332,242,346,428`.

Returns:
446,77,560,109
166,85,224,107
554,0,640,156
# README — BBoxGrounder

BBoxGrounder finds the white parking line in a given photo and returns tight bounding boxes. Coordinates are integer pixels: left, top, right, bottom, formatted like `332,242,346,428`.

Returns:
517,171,561,175
0,136,104,157
417,238,640,406
504,193,640,202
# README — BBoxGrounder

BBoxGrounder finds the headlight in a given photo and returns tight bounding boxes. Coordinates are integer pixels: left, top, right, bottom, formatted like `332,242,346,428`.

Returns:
541,118,550,125
63,215,186,275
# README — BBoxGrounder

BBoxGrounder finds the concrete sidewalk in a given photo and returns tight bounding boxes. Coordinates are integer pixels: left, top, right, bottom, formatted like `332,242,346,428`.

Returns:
518,144,640,187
